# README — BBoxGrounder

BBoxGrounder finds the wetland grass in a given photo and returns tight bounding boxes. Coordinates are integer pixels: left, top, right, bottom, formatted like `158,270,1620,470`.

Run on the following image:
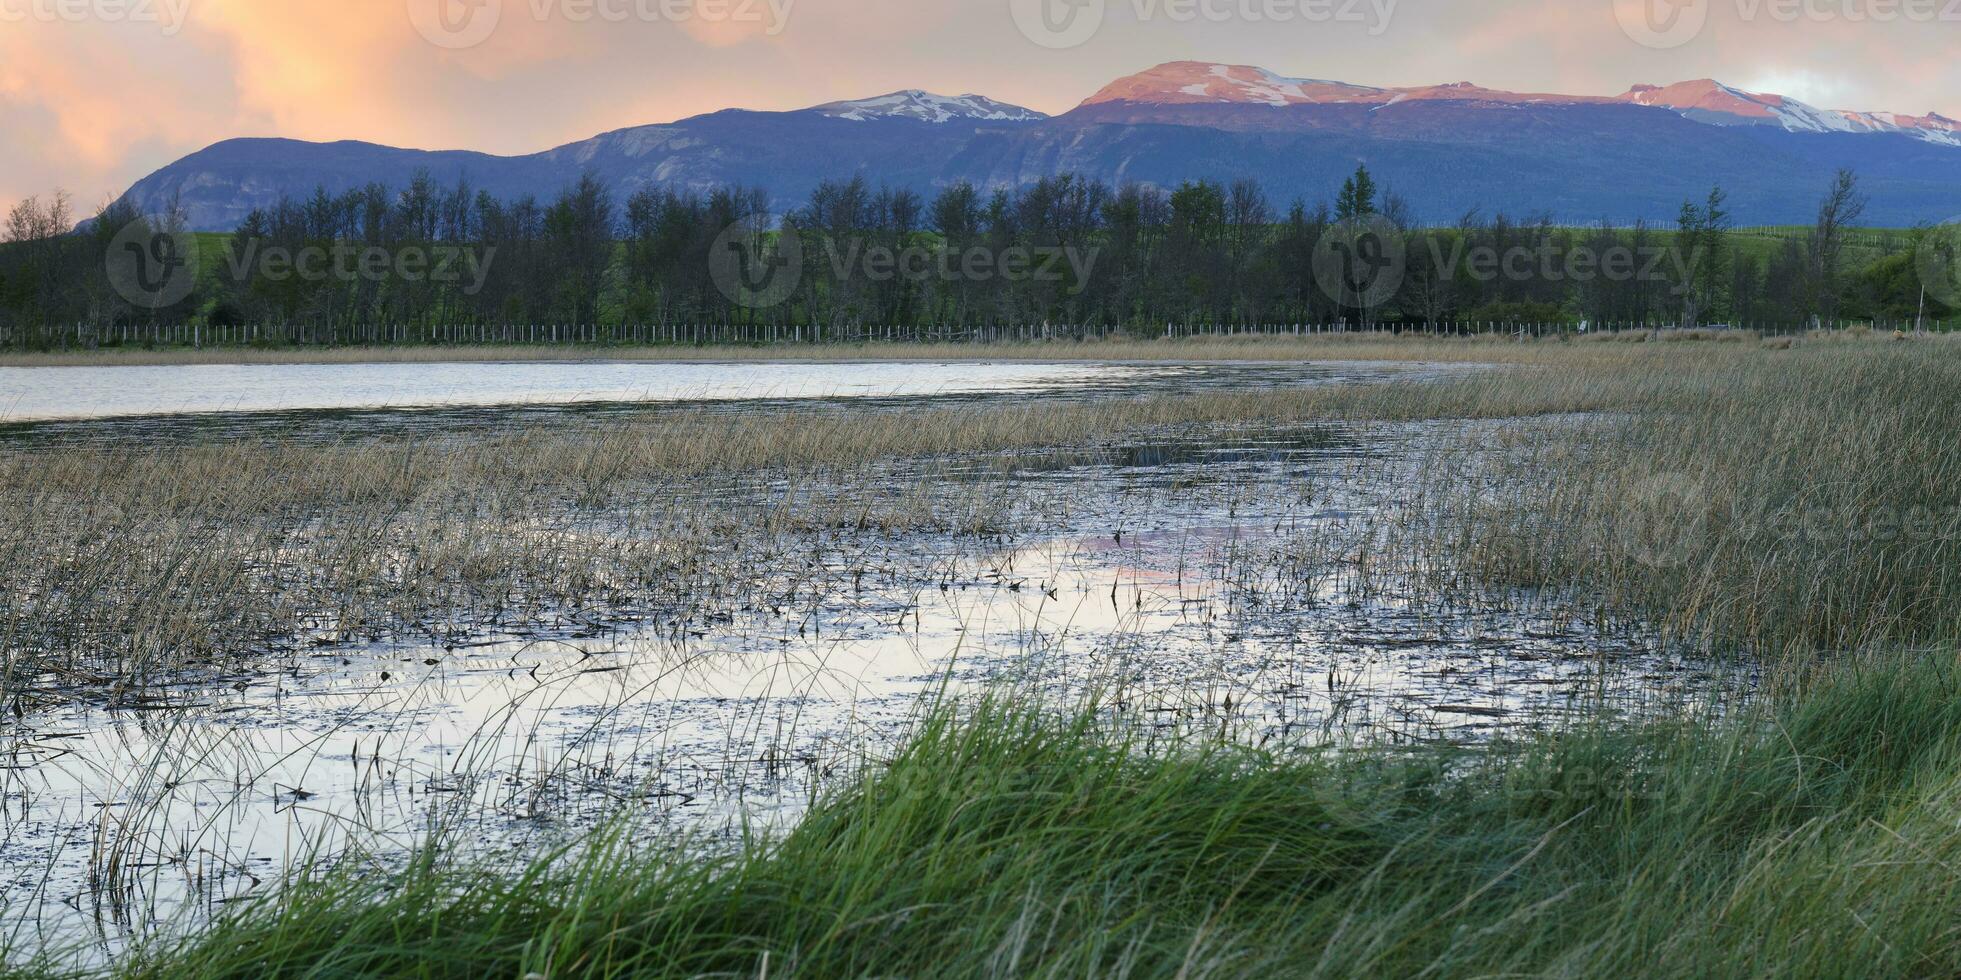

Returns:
1439,342,1961,658
8,337,1961,976
99,653,1961,979
0,369,1635,709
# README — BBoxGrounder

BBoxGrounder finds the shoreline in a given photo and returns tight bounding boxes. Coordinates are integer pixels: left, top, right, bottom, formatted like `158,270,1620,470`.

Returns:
0,327,1845,368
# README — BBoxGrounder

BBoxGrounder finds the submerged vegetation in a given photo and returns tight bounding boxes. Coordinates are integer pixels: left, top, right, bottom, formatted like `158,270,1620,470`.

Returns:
4,336,1960,976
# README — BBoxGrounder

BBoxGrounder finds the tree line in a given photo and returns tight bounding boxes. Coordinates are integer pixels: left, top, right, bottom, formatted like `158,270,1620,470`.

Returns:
0,165,1946,345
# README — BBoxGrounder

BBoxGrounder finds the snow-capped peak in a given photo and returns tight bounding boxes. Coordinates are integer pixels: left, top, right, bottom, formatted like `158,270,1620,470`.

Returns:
1082,63,1609,109
1833,109,1961,147
814,90,1046,124
1075,64,1961,147
1621,79,1961,145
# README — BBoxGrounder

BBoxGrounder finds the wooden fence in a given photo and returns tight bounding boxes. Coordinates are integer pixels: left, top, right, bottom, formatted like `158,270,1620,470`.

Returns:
0,318,1947,351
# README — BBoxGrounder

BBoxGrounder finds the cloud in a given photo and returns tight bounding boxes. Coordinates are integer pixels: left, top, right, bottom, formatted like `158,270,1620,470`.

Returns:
0,14,241,217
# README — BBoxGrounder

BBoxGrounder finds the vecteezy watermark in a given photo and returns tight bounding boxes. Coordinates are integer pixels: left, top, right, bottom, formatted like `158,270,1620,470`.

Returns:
0,0,190,34
1733,0,1961,22
219,242,499,295
1012,0,1396,49
409,0,502,48
707,218,1100,310
409,0,795,49
709,214,804,310
1427,240,1696,290
1613,0,1708,49
1504,764,1670,803
1722,501,1961,547
106,218,200,310
1009,0,1106,48
1618,472,1708,569
1612,491,1961,568
1616,0,1961,49
1300,226,1697,315
811,239,1099,292
1915,218,1961,311
1312,215,1405,311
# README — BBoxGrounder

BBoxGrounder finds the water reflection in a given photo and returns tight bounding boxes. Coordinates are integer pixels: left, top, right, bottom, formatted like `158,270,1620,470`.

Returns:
0,360,1456,447
0,420,1741,962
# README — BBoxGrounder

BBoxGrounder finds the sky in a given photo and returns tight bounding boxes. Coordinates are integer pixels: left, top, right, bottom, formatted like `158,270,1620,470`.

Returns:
2,0,1956,220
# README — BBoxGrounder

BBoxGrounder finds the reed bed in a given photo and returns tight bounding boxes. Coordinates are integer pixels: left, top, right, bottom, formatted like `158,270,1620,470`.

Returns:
0,372,1643,709
6,337,1961,976
1430,344,1961,658
6,338,1955,702
0,461,1016,710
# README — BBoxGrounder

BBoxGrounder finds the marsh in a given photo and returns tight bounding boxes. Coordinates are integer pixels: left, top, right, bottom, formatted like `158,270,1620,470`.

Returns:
3,335,1957,976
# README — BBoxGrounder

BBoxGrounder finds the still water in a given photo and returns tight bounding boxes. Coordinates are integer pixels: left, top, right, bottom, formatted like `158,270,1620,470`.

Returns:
1,420,1735,962
0,360,1225,422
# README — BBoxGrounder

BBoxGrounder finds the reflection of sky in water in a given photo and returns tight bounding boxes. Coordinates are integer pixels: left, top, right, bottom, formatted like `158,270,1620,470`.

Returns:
0,360,1130,421
0,415,1734,965
0,359,1426,423
0,360,1481,447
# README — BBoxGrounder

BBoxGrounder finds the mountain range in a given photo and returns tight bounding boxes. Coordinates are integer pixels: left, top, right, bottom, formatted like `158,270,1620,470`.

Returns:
118,61,1961,230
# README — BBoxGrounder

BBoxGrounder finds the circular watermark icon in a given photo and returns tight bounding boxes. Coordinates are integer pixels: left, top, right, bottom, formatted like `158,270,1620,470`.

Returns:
1914,218,1961,312
1312,214,1406,311
1614,0,1707,49
409,0,503,49
1617,472,1707,569
1010,0,1105,49
105,218,199,310
709,214,803,310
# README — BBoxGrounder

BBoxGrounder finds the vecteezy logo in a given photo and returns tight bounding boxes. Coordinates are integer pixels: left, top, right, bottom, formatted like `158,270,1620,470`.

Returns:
1614,0,1707,49
1010,0,1105,49
1312,214,1405,311
1618,472,1706,569
1915,218,1961,311
106,218,199,310
709,214,802,310
408,0,502,50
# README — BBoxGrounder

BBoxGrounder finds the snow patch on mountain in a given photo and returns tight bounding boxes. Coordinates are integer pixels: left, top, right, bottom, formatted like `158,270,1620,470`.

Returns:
1835,110,1961,146
814,90,1046,123
1622,79,1961,145
1082,63,1961,146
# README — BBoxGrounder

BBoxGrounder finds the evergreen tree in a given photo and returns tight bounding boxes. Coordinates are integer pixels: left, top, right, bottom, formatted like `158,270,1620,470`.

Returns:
1335,165,1377,221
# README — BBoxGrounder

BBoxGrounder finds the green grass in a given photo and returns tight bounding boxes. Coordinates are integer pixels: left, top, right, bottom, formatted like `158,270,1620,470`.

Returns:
61,653,1960,979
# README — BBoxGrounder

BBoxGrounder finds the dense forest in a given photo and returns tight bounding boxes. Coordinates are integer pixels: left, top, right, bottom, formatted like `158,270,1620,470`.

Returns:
0,165,1951,345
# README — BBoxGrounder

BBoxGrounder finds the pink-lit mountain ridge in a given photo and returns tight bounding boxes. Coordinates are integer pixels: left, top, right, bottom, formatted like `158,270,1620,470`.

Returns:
1087,62,1961,146
117,61,1961,230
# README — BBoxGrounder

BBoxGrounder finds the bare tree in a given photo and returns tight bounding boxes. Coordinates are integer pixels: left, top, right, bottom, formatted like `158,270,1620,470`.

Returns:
5,190,72,243
1805,168,1867,328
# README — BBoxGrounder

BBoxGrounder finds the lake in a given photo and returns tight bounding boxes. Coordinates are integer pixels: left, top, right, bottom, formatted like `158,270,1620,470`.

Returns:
0,359,1368,423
